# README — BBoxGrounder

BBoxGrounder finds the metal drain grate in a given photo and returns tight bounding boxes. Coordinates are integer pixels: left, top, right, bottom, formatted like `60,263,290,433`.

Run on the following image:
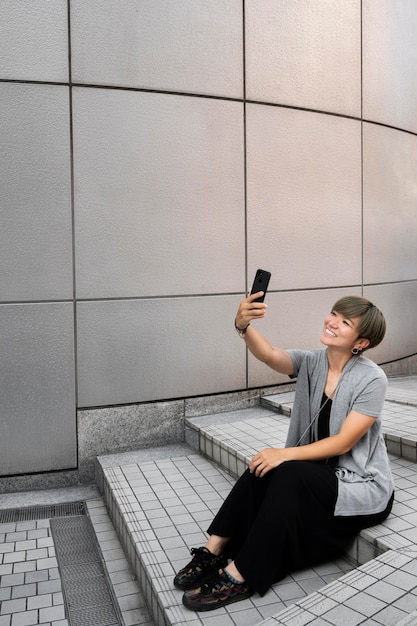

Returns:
0,501,86,524
50,515,123,626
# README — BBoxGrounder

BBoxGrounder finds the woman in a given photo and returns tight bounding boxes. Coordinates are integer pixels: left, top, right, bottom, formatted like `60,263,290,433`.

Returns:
174,293,395,612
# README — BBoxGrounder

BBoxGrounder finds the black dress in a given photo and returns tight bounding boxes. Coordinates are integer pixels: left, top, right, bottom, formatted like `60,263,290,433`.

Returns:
207,394,393,596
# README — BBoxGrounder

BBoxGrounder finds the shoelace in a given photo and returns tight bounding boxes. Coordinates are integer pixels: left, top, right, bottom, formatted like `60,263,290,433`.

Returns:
189,547,212,566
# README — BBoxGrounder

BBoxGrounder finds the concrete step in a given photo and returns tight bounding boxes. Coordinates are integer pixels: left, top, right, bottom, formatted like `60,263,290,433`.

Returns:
96,382,417,626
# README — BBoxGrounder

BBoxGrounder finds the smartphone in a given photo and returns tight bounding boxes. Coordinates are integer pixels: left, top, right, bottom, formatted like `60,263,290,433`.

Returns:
250,269,271,302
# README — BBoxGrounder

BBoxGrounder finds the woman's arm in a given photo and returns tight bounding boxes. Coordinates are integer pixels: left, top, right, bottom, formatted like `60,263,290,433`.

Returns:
235,292,294,375
250,410,376,477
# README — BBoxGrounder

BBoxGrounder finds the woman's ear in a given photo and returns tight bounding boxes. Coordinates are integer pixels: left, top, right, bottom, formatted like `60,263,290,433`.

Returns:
357,338,370,351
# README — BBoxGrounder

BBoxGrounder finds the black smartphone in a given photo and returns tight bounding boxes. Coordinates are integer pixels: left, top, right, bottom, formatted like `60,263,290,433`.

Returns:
250,269,271,302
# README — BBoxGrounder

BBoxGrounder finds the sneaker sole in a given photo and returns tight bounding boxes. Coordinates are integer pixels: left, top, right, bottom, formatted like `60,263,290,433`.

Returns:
182,588,253,612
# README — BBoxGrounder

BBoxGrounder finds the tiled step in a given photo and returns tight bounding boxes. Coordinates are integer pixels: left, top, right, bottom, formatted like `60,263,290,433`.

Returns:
96,390,417,626
261,388,417,463
260,391,294,416
185,405,289,478
258,545,417,625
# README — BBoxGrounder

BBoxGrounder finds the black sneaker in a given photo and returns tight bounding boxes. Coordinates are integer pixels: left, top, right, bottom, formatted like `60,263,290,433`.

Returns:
174,547,227,591
182,568,253,611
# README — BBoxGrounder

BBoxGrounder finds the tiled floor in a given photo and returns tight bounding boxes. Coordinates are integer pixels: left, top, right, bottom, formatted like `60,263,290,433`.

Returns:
0,494,153,626
0,517,66,626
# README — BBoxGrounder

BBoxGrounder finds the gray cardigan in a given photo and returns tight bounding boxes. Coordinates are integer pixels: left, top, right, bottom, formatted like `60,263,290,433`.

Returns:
286,348,394,516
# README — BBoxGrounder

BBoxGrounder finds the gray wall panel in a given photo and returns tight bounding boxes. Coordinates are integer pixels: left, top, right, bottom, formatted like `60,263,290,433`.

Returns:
364,282,417,365
363,0,417,134
71,0,243,98
77,297,246,407
246,105,362,291
248,287,360,388
363,123,417,284
0,303,76,476
0,0,68,82
0,83,73,302
73,89,245,299
246,0,361,116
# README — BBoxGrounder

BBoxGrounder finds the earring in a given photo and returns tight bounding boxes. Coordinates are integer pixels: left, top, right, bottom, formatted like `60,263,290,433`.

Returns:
352,347,362,355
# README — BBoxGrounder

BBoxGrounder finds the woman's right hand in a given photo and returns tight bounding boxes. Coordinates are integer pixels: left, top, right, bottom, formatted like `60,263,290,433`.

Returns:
234,293,294,375
235,292,268,330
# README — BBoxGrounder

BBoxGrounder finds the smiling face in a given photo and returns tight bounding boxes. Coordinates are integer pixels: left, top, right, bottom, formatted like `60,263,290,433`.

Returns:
320,310,370,353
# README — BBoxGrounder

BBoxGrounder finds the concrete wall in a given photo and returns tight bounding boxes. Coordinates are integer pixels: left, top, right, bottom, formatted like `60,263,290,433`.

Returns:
1,1,416,485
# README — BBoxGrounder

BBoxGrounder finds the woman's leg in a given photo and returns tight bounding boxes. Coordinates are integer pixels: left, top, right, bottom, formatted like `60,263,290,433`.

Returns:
230,461,338,596
175,467,271,591
207,467,274,557
205,534,229,556
182,461,338,611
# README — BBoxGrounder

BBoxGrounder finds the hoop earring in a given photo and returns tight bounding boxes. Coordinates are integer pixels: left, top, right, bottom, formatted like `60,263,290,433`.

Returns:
352,347,362,355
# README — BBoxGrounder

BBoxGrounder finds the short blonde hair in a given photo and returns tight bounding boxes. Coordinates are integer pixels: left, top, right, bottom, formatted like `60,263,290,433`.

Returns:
332,296,386,350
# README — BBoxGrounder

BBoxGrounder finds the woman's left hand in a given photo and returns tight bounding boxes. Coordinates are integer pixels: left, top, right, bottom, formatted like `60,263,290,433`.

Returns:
249,448,287,478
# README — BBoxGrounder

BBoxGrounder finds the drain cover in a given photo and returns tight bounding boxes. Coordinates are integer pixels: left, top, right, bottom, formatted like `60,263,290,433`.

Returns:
0,501,85,523
50,515,122,626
